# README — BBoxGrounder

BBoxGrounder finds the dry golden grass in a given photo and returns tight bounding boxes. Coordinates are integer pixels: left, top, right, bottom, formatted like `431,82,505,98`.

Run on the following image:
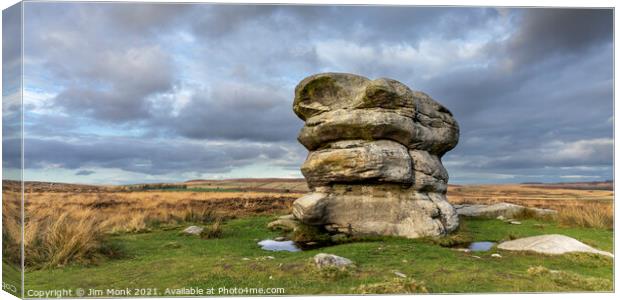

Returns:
448,184,613,229
26,210,104,267
448,184,612,208
2,189,22,265
24,190,301,232
3,184,300,268
200,217,224,239
555,203,614,230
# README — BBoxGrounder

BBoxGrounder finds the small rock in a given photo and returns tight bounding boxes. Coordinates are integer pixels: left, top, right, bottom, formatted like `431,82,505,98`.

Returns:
509,221,522,225
491,253,502,258
472,255,481,259
401,259,408,263
182,225,203,235
274,236,286,241
306,241,318,246
314,253,353,269
496,215,505,220
242,257,250,261
393,271,407,278
454,248,470,253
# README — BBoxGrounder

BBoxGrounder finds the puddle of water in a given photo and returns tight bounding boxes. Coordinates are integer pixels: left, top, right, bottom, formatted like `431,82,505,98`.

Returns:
468,241,496,252
258,239,301,252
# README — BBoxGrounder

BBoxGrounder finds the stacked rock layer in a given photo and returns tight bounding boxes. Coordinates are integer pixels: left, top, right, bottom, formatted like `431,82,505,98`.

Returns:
291,73,460,238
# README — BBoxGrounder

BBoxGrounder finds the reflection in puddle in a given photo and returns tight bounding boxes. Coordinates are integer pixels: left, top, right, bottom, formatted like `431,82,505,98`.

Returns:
468,241,496,252
258,239,301,252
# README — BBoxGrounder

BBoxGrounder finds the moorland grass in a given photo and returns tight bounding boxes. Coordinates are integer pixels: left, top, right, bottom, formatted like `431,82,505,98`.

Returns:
7,182,613,294
3,190,298,268
23,216,613,294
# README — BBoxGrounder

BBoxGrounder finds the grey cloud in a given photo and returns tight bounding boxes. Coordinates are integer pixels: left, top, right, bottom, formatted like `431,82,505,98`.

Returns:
103,3,193,33
21,137,297,176
166,82,302,141
19,4,613,183
49,44,175,121
191,4,276,38
75,170,95,176
2,4,22,178
26,2,192,37
448,138,612,171
502,8,613,67
2,3,22,93
25,4,179,122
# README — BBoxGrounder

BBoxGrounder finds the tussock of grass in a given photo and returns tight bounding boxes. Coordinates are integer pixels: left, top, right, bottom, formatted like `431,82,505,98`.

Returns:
200,218,224,239
556,202,613,230
25,210,115,268
354,278,428,294
2,191,22,265
182,207,218,224
527,266,612,291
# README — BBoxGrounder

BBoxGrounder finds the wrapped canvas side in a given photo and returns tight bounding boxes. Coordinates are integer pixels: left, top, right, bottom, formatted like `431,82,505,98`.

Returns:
2,2,23,298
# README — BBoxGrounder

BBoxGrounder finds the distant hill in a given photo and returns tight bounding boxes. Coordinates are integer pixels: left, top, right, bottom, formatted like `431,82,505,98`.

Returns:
3,179,613,193
185,178,305,183
521,181,613,191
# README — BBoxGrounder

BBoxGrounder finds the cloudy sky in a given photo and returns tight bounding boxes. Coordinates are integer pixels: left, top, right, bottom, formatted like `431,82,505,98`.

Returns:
2,2,613,184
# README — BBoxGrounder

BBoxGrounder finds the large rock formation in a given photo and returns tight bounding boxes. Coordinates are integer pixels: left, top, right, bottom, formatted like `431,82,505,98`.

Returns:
290,73,460,238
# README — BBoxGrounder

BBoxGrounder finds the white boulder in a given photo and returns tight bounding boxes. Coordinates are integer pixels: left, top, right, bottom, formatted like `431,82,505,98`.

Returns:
497,234,613,257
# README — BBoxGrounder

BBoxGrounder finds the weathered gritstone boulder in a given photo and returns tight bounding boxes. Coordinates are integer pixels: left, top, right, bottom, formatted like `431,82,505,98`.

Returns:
454,202,557,219
409,150,448,193
301,140,413,188
410,92,460,155
288,72,460,239
298,109,415,150
310,185,459,238
293,74,415,120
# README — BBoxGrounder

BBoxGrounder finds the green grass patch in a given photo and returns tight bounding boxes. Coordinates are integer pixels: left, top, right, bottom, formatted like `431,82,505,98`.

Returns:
23,216,613,295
